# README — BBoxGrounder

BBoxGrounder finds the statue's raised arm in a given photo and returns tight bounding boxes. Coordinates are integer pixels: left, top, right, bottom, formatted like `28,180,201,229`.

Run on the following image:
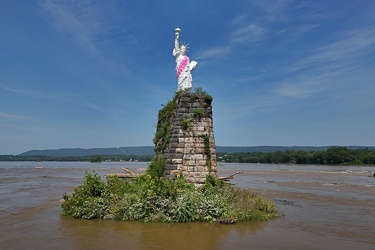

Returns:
173,28,181,58
173,28,197,91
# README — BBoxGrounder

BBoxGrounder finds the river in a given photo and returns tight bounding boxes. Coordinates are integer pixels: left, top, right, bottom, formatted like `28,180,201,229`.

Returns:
0,161,374,249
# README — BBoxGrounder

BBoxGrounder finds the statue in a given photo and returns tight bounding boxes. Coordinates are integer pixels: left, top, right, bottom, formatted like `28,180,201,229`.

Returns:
173,28,197,91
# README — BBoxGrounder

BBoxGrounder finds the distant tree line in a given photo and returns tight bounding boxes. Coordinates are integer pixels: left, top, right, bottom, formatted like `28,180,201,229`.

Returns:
2,146,375,165
217,146,375,165
0,154,154,162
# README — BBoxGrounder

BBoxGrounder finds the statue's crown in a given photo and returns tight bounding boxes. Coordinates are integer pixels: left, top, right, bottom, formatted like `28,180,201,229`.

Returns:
181,43,189,51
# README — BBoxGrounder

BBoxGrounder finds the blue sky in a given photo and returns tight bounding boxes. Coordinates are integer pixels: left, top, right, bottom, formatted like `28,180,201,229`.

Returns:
1,0,375,155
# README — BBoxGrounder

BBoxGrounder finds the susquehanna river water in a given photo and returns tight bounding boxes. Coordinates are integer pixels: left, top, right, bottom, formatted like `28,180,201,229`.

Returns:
0,161,374,250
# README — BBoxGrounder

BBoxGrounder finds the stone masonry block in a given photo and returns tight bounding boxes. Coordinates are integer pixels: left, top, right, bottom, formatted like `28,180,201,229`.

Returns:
194,148,204,154
164,164,176,170
184,159,196,166
183,155,193,160
170,153,183,159
172,159,183,164
180,96,190,102
192,102,201,108
175,148,184,153
196,160,207,166
192,154,204,160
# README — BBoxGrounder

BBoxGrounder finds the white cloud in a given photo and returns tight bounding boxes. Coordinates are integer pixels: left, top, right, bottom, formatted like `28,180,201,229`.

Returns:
275,26,375,100
230,23,265,43
276,82,312,98
0,112,30,120
290,27,375,73
2,85,103,111
295,24,319,33
233,0,291,23
39,0,103,56
253,0,290,22
38,0,134,77
194,46,231,61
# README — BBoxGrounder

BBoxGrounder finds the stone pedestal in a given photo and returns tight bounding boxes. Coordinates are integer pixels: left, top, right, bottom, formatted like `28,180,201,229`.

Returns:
155,91,217,185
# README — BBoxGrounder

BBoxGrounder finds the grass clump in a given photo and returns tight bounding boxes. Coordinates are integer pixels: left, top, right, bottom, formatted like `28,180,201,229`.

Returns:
193,87,213,103
193,109,204,119
181,118,192,131
62,172,278,223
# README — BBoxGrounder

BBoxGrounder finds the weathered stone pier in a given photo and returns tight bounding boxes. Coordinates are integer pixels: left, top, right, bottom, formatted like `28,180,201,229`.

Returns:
153,90,217,185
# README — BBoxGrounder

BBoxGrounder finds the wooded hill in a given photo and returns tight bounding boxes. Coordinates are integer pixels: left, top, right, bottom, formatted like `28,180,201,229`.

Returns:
19,146,155,157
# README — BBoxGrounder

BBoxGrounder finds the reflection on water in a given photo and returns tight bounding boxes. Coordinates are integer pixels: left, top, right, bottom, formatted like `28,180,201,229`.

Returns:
0,161,374,249
59,217,268,250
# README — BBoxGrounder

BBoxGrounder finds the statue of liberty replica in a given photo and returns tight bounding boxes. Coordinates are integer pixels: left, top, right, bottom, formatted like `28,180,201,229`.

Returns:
173,28,197,91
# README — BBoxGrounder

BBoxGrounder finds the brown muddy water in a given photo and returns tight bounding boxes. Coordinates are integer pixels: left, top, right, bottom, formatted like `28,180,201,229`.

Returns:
0,161,374,250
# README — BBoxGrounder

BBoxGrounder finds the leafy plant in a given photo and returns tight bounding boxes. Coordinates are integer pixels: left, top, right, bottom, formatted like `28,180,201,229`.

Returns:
181,118,192,131
199,134,212,169
153,93,179,153
193,109,204,119
200,134,210,157
153,122,170,152
61,171,109,219
147,154,165,178
158,97,176,122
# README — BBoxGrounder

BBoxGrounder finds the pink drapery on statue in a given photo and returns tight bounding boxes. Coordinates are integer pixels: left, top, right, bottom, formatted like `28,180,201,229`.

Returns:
176,55,189,78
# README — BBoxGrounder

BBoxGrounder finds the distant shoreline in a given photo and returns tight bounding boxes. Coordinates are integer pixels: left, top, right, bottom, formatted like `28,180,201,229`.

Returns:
1,146,375,166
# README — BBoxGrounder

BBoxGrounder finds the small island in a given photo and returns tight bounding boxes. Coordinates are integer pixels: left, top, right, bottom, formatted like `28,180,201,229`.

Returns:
61,28,278,223
61,88,278,223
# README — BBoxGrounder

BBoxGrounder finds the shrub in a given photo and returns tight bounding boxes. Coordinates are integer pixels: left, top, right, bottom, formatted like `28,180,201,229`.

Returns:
158,97,176,122
147,154,166,178
194,87,213,103
62,172,278,223
61,171,109,219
